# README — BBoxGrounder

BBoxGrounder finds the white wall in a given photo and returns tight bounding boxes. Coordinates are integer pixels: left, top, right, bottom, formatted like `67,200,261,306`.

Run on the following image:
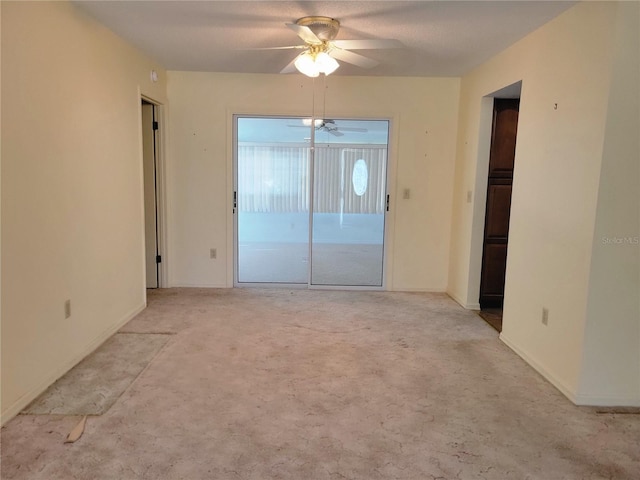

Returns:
448,1,639,405
1,1,167,423
166,73,460,291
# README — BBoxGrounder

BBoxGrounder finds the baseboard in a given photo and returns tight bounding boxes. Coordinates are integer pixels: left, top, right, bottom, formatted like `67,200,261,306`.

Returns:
572,392,640,407
0,302,146,426
500,333,640,407
447,291,480,310
171,284,447,292
499,332,580,404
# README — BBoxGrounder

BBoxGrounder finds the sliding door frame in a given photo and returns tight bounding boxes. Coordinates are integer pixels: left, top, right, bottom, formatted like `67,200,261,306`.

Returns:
232,113,393,291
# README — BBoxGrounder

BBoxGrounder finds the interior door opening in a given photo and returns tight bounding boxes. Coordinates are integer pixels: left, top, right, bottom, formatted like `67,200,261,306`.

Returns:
141,99,161,289
234,116,389,289
478,98,520,331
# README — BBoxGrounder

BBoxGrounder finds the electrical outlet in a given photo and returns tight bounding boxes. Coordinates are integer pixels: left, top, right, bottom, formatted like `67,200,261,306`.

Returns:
64,300,71,319
210,248,217,259
466,190,473,203
542,307,549,325
403,188,411,200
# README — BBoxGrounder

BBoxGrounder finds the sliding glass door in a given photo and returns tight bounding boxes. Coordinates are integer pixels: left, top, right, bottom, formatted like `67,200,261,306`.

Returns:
311,121,389,286
236,117,310,284
235,116,389,288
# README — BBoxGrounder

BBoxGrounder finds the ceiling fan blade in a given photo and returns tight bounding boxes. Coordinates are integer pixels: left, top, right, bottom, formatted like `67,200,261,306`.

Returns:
286,23,322,44
323,120,367,133
339,127,368,133
280,54,300,74
329,48,379,69
332,39,404,50
242,45,306,51
328,130,344,137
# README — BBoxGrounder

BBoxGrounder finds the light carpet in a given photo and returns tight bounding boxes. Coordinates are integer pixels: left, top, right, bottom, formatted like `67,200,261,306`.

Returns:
2,288,638,479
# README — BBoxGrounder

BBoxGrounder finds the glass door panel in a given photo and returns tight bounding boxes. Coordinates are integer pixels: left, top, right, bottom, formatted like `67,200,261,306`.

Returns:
236,117,311,284
311,120,389,286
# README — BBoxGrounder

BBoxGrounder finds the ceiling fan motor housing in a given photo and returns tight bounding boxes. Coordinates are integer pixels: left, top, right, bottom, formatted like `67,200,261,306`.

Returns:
296,16,340,43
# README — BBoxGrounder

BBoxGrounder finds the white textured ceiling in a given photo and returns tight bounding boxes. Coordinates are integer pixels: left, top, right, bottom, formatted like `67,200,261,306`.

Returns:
73,0,576,77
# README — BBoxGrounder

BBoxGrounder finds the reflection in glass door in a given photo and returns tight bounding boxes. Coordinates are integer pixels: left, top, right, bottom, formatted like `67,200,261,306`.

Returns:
236,117,310,283
311,120,389,286
235,116,389,287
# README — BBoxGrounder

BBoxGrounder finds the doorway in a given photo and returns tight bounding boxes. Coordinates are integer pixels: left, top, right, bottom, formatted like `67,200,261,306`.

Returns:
479,98,520,331
234,116,389,288
141,99,161,289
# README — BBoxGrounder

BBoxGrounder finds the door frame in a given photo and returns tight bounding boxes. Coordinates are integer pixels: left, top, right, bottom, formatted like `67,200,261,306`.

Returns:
469,81,522,309
232,113,392,290
479,98,519,310
140,95,167,288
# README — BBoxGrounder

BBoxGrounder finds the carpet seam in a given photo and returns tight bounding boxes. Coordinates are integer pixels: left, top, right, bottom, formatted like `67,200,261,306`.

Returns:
98,334,176,416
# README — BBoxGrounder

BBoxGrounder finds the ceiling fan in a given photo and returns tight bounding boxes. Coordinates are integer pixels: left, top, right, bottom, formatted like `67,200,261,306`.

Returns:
253,16,403,77
288,119,368,137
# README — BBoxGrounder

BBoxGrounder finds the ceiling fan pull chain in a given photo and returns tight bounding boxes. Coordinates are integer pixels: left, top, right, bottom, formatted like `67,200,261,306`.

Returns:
322,74,327,125
311,76,316,124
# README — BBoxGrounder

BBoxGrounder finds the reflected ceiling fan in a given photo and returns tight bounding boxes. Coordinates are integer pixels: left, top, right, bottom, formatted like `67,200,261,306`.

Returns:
253,16,403,77
288,119,368,137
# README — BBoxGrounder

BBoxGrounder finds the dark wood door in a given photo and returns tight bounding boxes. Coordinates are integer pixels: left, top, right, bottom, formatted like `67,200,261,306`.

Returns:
479,98,519,310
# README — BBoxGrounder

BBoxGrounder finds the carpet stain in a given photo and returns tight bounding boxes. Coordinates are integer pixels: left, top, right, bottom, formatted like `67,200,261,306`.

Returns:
21,333,172,416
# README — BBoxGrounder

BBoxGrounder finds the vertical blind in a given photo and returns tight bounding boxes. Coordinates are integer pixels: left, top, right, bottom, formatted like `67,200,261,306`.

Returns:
237,144,387,214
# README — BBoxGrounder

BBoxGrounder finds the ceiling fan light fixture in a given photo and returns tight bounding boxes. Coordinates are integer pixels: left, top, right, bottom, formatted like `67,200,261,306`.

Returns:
295,52,320,77
302,118,324,127
294,47,340,77
315,52,339,75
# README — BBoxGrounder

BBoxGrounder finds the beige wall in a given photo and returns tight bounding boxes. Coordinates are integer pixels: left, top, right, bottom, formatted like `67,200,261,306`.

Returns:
448,1,639,405
580,1,640,404
166,72,460,290
1,1,167,423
